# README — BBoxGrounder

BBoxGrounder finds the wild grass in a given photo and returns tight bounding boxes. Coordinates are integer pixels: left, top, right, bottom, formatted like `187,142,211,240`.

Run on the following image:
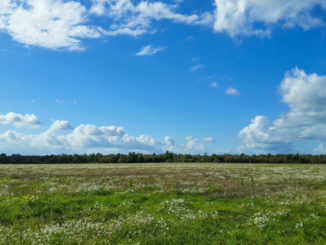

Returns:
0,163,325,244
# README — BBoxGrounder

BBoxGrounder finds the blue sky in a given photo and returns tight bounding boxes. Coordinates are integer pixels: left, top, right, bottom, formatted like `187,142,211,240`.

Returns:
1,0,326,155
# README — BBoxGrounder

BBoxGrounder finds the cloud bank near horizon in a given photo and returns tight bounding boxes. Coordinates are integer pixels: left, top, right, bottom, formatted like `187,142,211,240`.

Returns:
0,115,215,155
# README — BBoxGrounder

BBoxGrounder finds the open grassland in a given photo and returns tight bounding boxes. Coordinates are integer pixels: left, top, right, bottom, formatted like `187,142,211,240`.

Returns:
0,163,325,244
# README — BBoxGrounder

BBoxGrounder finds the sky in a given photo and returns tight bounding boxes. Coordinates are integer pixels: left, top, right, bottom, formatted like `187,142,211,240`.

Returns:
1,0,326,155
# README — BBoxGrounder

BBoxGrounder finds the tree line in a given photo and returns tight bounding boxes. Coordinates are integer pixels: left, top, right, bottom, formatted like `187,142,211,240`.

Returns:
0,152,326,164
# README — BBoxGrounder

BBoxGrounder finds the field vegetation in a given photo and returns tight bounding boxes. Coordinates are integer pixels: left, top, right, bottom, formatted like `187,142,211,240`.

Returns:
0,163,325,244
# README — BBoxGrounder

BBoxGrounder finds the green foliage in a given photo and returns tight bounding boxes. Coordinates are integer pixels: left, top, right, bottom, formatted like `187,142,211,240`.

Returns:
1,152,326,164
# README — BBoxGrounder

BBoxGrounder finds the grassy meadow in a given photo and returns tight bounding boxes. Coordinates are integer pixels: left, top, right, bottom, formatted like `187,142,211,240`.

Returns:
0,163,325,244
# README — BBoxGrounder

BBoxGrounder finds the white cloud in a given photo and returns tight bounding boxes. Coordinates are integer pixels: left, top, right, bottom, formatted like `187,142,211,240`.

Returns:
184,136,204,153
214,0,326,37
238,115,293,153
210,82,218,88
180,136,216,153
0,112,40,128
136,44,165,56
0,0,212,50
1,1,324,50
0,0,100,50
313,143,326,154
190,64,204,72
49,120,73,131
0,114,215,154
239,68,326,153
55,99,65,104
225,87,239,96
202,137,215,143
163,136,175,146
92,0,213,37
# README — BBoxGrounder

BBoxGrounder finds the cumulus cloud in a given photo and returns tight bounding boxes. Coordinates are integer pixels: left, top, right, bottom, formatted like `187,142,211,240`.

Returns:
239,115,295,153
0,0,100,50
214,0,326,37
164,135,174,144
183,136,204,153
225,87,239,96
136,44,165,56
0,114,215,154
180,136,216,153
239,68,326,153
49,120,73,131
0,112,40,128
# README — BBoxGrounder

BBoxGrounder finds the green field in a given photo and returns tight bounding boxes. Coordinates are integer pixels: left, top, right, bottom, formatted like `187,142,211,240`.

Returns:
0,164,325,244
